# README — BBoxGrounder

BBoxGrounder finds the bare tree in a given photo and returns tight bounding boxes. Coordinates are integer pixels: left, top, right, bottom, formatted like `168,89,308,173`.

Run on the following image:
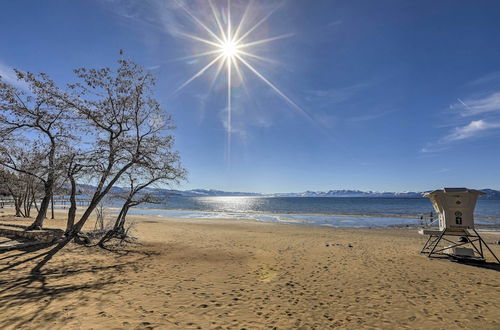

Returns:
0,72,73,229
61,150,94,233
99,150,186,246
32,57,185,271
94,202,107,231
0,169,27,217
19,173,41,218
0,142,49,217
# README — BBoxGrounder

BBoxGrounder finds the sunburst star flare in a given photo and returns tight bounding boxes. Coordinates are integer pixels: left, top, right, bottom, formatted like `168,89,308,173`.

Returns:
173,0,315,160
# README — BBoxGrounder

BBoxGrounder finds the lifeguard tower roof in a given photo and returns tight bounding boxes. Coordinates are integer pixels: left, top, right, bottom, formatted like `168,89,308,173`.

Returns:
424,188,485,196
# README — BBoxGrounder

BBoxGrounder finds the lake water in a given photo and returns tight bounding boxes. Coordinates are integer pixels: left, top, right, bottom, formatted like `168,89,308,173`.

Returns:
124,197,500,228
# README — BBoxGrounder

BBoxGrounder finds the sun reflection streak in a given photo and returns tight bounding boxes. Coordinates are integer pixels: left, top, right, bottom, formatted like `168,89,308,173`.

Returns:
208,56,226,93
174,53,224,94
181,4,224,44
227,51,232,163
209,0,227,42
237,33,294,49
235,53,316,123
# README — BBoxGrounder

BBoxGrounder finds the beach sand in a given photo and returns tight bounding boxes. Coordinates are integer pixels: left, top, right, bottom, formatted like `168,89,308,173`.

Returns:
0,208,499,329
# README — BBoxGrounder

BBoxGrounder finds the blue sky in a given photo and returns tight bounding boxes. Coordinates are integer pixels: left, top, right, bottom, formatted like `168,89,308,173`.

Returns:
1,0,500,193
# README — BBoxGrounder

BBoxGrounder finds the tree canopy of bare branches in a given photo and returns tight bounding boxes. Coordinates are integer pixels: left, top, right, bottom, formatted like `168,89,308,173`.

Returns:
0,54,186,270
0,71,74,229
61,58,186,236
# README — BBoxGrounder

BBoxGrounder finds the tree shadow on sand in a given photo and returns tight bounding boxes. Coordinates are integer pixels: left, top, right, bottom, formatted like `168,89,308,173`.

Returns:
0,242,54,273
0,265,122,328
0,243,157,328
96,239,159,257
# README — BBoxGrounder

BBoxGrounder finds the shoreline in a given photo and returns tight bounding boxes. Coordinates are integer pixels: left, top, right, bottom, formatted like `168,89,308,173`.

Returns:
123,207,500,228
3,205,500,231
52,204,433,219
50,204,497,221
107,204,500,221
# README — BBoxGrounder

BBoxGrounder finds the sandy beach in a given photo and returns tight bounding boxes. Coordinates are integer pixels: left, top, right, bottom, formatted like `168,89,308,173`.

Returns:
0,209,499,329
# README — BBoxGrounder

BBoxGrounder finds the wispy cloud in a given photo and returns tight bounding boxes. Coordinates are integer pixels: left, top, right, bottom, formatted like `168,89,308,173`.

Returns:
0,63,16,84
347,109,393,122
443,119,500,141
423,70,500,153
421,119,500,152
466,70,500,86
0,61,28,90
306,82,371,106
451,92,500,116
312,112,336,128
420,145,448,154
100,0,277,41
219,106,248,143
146,65,161,70
101,0,184,32
327,20,343,28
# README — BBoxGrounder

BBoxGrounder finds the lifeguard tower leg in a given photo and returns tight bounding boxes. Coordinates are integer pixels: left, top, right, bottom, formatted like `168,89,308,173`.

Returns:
427,230,446,258
473,229,500,263
467,239,484,259
420,236,433,254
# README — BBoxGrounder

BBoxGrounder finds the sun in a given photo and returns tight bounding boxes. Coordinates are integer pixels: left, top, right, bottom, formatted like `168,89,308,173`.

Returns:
221,40,238,58
173,1,314,160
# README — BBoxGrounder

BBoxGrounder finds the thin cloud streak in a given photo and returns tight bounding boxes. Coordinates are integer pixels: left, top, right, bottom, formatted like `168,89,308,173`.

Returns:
306,81,373,106
443,119,500,142
451,91,500,116
424,83,500,153
466,70,500,86
347,109,393,122
421,119,500,152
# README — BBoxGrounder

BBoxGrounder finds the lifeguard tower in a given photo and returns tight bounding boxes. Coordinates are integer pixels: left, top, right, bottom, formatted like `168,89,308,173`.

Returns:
419,188,499,263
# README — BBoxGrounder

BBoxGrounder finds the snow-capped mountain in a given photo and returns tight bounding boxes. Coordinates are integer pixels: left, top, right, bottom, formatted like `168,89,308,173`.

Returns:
70,185,500,199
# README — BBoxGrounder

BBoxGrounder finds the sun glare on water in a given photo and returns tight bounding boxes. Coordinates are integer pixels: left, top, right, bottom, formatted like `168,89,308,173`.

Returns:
174,0,314,160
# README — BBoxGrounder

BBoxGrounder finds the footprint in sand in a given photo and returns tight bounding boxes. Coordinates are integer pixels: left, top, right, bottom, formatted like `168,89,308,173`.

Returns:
258,267,278,282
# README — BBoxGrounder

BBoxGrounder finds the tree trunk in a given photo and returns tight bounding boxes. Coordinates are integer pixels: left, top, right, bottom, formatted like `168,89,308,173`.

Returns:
98,199,132,247
98,202,128,246
71,196,104,235
116,204,130,234
66,176,77,233
32,202,98,273
23,185,33,218
51,194,55,219
33,163,134,270
115,203,129,230
14,199,22,217
28,181,52,230
23,196,32,218
70,162,133,236
29,137,56,230
7,186,23,217
32,190,39,212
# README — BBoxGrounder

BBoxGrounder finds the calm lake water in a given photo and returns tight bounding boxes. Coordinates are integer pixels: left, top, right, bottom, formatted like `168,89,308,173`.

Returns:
124,197,500,228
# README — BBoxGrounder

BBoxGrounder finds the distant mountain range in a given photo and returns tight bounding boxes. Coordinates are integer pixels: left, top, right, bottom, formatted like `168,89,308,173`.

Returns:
98,187,500,200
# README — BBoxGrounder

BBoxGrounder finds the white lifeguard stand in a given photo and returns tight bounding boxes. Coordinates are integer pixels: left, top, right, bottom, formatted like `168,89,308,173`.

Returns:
419,188,499,263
